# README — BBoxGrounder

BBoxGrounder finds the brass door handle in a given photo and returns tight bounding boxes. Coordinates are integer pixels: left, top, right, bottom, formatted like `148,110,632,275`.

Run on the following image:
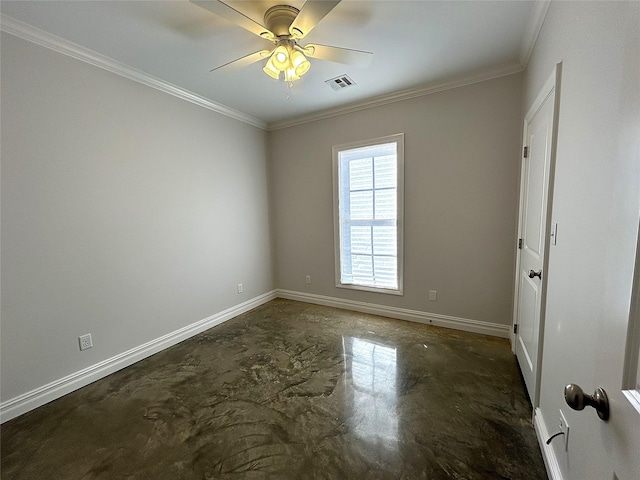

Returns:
528,269,542,279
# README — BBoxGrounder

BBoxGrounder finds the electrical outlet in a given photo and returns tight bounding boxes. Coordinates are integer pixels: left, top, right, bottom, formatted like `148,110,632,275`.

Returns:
79,334,93,351
305,275,311,284
429,290,437,301
559,409,570,451
237,283,243,294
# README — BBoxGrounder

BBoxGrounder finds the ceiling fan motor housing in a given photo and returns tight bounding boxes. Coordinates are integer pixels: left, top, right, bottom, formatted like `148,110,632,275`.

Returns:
264,5,300,37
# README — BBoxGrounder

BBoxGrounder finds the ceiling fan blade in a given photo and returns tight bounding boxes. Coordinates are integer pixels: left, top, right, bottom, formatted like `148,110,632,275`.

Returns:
289,0,341,39
191,1,274,39
303,44,373,67
210,50,272,72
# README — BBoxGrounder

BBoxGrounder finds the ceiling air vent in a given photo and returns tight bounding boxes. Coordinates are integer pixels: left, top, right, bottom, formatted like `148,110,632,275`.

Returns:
325,75,356,91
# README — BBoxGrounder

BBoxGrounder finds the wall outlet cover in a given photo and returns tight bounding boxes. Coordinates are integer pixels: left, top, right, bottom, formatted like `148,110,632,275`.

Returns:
79,334,93,351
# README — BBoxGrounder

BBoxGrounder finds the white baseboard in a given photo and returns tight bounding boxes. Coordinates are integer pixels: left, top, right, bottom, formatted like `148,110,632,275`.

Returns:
276,289,511,338
534,407,564,480
0,290,277,424
1,289,510,423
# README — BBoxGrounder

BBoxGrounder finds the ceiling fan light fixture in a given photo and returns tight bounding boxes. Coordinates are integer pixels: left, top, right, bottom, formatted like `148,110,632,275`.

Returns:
263,56,281,80
290,50,311,77
271,45,291,70
284,68,300,83
263,42,309,82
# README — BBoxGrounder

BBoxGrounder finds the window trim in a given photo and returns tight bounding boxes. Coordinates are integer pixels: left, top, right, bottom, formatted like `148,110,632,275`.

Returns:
332,133,404,296
623,220,640,415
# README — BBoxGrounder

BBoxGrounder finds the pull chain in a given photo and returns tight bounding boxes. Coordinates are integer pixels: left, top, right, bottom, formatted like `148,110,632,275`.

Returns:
285,80,294,100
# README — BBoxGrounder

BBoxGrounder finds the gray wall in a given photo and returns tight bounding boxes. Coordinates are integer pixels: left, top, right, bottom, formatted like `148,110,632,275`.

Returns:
269,73,523,325
524,2,640,478
1,33,275,403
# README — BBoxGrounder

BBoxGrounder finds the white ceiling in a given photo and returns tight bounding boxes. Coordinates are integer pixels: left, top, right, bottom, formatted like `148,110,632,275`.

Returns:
0,1,540,128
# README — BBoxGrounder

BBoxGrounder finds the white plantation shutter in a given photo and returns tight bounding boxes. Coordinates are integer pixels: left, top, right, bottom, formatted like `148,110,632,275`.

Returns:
334,135,403,293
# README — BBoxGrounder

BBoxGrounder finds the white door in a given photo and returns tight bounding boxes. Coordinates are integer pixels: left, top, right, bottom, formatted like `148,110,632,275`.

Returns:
514,70,558,405
587,234,640,480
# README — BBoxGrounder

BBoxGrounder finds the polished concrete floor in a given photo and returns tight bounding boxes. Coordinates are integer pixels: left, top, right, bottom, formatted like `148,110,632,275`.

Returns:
1,299,547,479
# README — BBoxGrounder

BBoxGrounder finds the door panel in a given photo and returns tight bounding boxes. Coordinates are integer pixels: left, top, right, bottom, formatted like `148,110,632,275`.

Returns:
524,121,549,258
518,273,539,374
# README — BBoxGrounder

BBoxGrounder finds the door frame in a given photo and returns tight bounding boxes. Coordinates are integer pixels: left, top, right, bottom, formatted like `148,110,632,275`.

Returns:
511,63,562,408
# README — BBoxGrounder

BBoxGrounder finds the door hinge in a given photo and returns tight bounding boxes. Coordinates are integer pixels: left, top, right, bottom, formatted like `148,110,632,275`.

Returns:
523,146,529,158
513,324,518,334
518,238,523,249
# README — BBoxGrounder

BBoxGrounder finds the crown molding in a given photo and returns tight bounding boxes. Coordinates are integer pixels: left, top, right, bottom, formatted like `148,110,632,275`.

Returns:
267,62,524,131
0,14,268,130
1,9,541,134
519,0,551,68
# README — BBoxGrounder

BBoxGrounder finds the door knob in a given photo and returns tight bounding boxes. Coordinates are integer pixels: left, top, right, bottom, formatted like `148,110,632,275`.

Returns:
528,269,542,279
564,384,610,421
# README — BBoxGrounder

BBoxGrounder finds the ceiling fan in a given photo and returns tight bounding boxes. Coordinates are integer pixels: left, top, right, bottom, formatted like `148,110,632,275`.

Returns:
191,0,373,83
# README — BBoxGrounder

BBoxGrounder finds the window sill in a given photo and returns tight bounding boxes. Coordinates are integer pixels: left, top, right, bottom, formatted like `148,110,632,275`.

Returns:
623,390,640,416
337,283,404,296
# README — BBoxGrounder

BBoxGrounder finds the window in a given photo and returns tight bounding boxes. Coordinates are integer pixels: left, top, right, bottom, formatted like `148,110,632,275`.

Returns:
333,134,404,294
